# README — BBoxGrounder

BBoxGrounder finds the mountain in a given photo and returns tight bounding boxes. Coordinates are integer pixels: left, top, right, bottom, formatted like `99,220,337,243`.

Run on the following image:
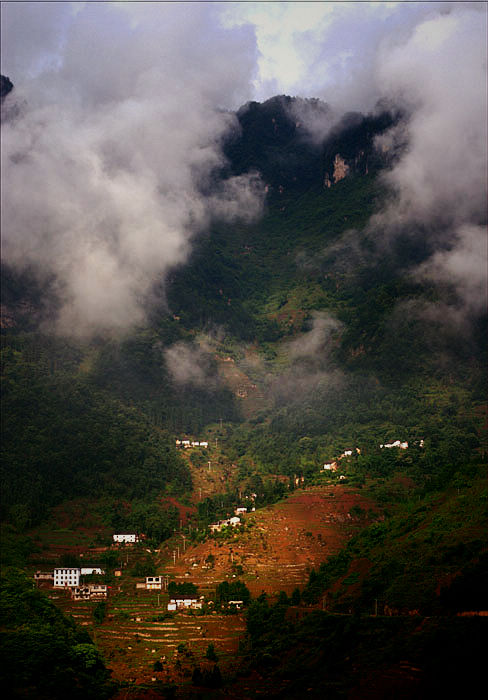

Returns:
2,84,485,540
1,85,486,697
0,74,13,100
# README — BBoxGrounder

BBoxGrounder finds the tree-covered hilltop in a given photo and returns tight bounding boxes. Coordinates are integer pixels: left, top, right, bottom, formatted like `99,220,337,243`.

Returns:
0,334,192,528
243,598,487,698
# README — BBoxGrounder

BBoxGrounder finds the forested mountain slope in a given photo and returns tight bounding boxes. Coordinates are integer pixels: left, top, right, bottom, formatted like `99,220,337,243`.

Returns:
1,85,486,699
2,92,486,523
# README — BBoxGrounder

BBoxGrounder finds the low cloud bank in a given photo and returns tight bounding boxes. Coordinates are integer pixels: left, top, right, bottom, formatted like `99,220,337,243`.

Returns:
1,2,263,336
294,4,486,324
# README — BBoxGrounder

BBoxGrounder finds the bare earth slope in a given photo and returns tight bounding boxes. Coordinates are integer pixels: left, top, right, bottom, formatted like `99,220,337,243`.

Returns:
163,485,378,596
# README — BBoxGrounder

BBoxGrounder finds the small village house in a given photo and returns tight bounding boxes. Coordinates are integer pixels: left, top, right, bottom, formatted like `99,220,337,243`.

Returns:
167,598,203,611
80,567,104,576
71,584,108,601
113,533,138,544
34,571,54,582
145,576,163,590
54,568,80,588
323,462,337,471
209,516,241,532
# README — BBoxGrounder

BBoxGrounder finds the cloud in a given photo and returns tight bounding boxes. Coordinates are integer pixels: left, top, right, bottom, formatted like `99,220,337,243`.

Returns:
287,312,342,364
164,340,220,390
1,2,263,336
375,8,486,227
414,224,487,319
370,7,487,317
1,2,485,338
290,4,486,321
260,312,345,409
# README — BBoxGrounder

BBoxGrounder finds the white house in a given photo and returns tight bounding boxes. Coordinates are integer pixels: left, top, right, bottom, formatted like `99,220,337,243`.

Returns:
235,507,247,514
71,584,108,600
228,600,244,609
80,567,104,576
380,440,409,450
199,441,209,448
145,576,163,590
168,598,202,610
323,462,337,471
113,533,138,544
34,571,54,582
54,568,80,588
209,516,241,532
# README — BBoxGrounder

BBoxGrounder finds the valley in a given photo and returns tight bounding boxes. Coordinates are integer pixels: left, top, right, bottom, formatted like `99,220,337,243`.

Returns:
28,476,380,692
1,13,487,695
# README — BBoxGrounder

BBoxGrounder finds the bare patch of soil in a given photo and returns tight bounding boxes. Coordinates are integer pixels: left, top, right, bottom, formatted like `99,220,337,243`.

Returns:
161,497,196,526
163,485,378,597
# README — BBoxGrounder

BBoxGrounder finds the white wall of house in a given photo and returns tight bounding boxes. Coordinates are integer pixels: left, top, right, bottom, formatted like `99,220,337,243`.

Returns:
80,567,104,575
54,568,80,587
113,533,138,543
145,576,162,590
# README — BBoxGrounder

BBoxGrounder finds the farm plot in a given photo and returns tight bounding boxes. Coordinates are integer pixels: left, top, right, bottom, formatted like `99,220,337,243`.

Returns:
52,588,245,686
164,485,378,596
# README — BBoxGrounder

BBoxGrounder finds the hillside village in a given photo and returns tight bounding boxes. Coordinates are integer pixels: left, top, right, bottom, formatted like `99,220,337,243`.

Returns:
1,4,486,694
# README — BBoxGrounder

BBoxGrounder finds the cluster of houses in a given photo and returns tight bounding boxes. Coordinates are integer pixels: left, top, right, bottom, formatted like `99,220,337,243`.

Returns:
175,439,209,449
34,566,108,600
323,440,425,471
207,502,258,533
166,597,244,612
380,439,424,449
380,440,409,450
113,533,139,545
209,516,241,533
167,597,204,611
323,448,361,472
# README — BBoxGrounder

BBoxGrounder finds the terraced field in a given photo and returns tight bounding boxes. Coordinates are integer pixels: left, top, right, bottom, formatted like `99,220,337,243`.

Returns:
37,483,378,691
163,485,379,596
49,586,245,687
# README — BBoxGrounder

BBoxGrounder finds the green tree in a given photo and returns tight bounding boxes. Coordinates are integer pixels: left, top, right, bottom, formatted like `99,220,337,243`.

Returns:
205,643,218,661
93,601,106,625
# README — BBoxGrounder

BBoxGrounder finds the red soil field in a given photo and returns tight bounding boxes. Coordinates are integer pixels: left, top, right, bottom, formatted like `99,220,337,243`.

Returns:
163,485,379,597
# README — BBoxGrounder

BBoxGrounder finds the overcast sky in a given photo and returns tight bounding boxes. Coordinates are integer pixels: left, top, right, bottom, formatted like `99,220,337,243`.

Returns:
1,1,486,336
